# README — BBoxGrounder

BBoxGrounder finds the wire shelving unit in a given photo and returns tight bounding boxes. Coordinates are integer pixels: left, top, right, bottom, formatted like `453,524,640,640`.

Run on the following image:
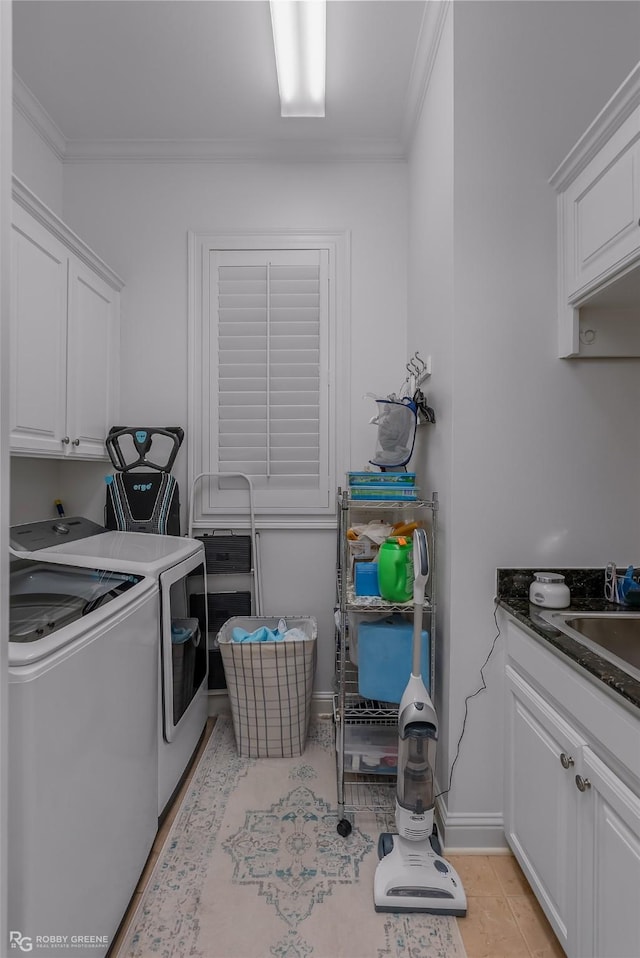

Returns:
334,489,438,836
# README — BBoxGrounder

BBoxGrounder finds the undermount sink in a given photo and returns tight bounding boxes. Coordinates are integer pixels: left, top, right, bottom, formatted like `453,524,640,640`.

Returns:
540,610,640,682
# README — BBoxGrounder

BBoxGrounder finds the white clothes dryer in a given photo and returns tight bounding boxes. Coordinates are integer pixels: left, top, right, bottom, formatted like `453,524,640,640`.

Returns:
10,517,209,818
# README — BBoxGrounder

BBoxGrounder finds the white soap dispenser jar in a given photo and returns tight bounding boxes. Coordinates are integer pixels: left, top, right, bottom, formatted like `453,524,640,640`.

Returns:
529,572,571,609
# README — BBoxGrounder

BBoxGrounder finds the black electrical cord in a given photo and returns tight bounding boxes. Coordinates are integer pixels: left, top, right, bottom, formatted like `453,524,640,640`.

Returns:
435,598,501,801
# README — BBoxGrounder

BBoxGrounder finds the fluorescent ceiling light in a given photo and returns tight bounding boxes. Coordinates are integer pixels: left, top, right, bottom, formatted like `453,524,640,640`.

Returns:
270,0,326,118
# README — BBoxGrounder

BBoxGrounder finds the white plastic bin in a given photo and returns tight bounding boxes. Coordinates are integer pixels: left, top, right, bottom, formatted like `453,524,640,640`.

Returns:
342,725,398,775
217,615,317,758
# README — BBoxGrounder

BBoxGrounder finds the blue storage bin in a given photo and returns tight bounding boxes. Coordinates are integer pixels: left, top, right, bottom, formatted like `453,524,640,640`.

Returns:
354,562,380,596
357,614,429,704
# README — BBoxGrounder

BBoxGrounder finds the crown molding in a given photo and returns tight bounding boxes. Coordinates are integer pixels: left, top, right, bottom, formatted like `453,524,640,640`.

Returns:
13,70,406,164
13,72,67,161
549,60,640,191
12,174,125,290
62,135,407,164
401,0,451,153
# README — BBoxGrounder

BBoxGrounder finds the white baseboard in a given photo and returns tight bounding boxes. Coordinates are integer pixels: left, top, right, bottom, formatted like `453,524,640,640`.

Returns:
207,689,231,716
446,847,513,856
310,691,335,719
437,806,508,852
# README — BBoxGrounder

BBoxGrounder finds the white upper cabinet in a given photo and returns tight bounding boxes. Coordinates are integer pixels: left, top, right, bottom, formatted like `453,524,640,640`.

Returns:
11,204,68,455
551,62,640,358
565,108,640,297
65,259,119,458
10,179,122,459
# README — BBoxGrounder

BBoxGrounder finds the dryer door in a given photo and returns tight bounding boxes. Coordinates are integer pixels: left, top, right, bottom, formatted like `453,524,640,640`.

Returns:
160,551,208,742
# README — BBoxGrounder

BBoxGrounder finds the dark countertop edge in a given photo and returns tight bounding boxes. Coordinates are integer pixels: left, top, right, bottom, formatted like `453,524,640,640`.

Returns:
498,595,640,713
497,567,606,599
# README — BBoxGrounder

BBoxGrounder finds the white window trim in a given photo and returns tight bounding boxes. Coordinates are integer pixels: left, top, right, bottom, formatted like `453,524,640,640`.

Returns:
187,229,350,530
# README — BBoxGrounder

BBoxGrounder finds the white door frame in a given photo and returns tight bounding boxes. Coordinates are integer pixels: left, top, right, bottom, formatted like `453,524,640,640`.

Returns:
0,0,12,950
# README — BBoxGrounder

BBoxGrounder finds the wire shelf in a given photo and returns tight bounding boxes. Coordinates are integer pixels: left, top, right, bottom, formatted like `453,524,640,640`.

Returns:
333,691,397,723
343,579,433,614
334,489,438,831
340,775,396,817
344,495,438,513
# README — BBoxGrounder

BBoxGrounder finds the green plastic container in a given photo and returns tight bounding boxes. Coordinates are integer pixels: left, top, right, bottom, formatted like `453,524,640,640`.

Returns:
377,536,414,602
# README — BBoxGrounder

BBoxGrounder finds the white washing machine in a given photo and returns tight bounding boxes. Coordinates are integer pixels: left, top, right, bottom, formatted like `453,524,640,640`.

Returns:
8,553,158,958
11,517,209,819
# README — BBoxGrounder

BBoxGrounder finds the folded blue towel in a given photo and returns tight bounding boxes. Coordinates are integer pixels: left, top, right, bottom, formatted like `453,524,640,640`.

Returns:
231,625,285,643
171,617,199,644
619,565,640,603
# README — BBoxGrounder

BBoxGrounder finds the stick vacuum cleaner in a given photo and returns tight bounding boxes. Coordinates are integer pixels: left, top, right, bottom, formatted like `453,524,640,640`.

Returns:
374,527,467,916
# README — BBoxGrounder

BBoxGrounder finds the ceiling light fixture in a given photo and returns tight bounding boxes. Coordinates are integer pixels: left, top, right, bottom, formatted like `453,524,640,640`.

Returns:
270,0,326,118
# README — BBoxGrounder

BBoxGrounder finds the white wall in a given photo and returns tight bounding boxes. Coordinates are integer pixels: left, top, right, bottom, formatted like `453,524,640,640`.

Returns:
10,457,109,526
60,161,408,449
54,160,409,690
409,0,640,847
407,0,454,782
0,3,12,946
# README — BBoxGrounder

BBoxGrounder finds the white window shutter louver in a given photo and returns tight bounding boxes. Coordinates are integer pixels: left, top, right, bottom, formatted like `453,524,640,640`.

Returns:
206,248,331,514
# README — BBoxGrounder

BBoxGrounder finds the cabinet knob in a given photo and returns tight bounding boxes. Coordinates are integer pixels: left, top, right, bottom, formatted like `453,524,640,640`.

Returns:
560,752,575,769
62,436,70,444
72,438,80,446
575,775,591,792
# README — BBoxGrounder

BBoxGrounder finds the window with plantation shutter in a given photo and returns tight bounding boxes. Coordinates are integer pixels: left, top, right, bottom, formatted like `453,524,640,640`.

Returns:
188,232,349,527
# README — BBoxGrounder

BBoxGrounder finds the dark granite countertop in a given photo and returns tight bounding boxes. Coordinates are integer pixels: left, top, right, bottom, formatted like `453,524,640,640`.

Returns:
497,568,640,713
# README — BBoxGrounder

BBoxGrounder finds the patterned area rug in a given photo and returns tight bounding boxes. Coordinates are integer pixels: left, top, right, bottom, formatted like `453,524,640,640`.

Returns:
115,718,467,958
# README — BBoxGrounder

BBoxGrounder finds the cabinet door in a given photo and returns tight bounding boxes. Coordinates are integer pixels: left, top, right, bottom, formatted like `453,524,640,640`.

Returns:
65,257,119,458
565,106,640,300
505,665,585,954
10,206,68,455
576,747,640,958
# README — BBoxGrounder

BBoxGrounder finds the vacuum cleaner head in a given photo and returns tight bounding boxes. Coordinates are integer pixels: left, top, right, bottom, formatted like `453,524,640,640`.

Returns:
374,833,467,916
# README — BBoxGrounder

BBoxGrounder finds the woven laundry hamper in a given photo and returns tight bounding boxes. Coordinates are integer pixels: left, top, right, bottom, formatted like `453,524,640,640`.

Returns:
218,616,317,758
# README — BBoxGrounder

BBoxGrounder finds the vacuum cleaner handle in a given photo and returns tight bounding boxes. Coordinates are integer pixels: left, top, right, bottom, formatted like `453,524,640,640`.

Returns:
411,527,430,678
412,527,430,602
106,426,184,473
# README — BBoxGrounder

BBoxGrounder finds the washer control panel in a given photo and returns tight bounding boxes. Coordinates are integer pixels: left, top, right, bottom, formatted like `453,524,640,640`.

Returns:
10,517,106,553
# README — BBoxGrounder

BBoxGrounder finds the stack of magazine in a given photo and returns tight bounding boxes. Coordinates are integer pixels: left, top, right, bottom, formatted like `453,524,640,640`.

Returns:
347,471,418,501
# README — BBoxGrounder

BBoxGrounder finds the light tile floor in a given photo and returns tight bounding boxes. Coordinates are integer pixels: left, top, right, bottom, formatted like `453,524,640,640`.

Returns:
109,719,564,958
448,854,565,958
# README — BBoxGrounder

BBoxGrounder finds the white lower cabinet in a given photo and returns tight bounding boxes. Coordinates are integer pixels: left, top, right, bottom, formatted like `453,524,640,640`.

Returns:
577,748,640,958
505,665,582,953
504,619,640,958
10,179,122,459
